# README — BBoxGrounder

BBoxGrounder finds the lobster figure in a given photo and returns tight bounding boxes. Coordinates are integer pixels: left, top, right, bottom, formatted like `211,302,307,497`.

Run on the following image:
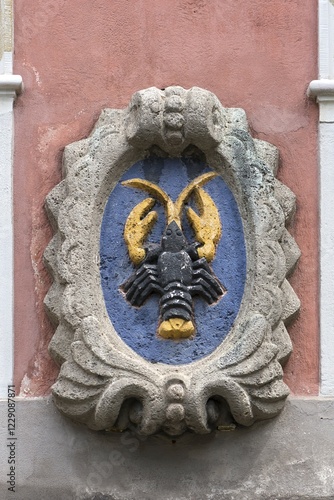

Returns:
121,172,225,339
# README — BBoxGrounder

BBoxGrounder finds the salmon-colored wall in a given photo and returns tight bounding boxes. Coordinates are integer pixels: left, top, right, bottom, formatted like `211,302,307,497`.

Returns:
13,0,318,395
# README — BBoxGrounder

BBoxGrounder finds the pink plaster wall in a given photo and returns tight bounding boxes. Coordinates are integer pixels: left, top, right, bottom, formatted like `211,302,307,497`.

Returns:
13,0,319,396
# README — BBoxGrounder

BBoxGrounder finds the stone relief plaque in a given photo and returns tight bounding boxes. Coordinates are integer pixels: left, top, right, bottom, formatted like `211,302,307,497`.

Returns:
44,86,300,436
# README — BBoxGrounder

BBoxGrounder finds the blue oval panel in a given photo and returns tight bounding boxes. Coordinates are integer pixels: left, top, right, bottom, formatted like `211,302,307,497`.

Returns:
100,157,246,364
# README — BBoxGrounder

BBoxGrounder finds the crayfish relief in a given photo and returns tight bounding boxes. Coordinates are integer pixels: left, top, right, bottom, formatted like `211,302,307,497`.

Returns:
121,172,226,339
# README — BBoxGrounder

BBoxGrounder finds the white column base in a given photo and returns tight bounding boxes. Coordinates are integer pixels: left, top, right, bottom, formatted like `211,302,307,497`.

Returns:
308,77,334,394
0,53,22,397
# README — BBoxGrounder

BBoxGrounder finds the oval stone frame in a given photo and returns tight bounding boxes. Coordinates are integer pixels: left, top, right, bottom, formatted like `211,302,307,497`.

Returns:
44,86,300,436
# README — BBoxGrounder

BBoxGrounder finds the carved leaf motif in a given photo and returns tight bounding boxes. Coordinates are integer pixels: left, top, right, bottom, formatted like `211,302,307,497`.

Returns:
232,361,283,387
224,342,279,377
211,314,286,424
79,317,158,380
217,314,268,369
59,361,108,387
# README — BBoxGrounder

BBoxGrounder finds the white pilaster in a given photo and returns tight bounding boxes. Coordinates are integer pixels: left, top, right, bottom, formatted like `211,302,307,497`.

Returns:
0,0,23,396
308,0,334,395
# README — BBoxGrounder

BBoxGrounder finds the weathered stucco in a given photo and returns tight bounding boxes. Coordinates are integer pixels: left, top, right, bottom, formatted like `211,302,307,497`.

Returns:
13,0,318,396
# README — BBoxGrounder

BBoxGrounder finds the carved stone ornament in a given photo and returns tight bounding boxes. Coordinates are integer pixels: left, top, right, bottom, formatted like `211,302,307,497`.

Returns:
44,86,301,436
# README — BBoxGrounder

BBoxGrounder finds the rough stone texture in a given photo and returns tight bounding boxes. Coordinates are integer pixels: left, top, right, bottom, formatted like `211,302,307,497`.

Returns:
1,398,334,499
44,87,300,436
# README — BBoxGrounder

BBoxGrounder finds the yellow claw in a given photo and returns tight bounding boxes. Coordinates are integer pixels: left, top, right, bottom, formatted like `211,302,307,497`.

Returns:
124,197,157,265
122,179,177,224
174,172,218,221
186,187,221,262
122,173,222,264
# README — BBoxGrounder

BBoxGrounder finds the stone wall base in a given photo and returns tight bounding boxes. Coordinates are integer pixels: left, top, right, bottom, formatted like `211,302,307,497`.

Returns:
1,398,334,499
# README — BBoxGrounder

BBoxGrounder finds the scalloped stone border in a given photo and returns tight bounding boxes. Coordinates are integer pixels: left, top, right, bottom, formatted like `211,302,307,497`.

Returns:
44,86,300,436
